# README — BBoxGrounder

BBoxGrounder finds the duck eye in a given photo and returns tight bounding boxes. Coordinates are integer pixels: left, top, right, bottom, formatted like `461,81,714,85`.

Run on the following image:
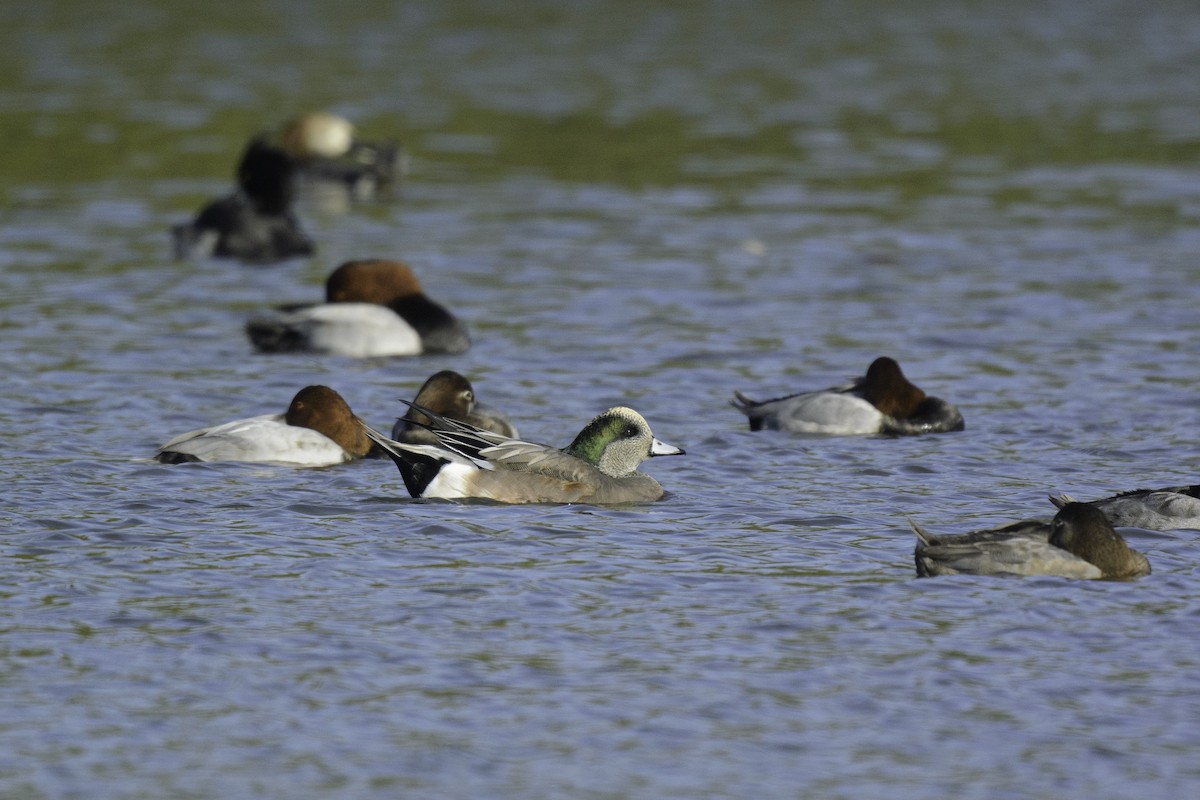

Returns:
623,425,639,438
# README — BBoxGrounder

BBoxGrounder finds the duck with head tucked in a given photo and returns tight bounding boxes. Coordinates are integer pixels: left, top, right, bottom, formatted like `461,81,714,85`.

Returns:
733,356,964,435
246,259,470,357
172,137,315,264
391,370,519,445
278,111,405,200
1050,486,1200,531
155,385,374,466
911,502,1151,580
363,404,684,504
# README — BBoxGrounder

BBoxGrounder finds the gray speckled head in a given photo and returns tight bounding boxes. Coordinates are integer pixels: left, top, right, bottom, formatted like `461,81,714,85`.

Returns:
563,407,684,477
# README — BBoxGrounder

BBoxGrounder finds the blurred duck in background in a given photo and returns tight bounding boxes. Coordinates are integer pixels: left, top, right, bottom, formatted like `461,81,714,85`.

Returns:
246,259,470,357
172,137,315,264
279,111,405,203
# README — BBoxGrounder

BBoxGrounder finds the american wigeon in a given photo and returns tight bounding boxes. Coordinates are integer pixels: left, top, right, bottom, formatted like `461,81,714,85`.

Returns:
390,370,519,444
245,259,470,357
1050,486,1200,531
363,403,684,504
911,502,1151,580
156,385,373,466
172,137,315,264
733,356,964,435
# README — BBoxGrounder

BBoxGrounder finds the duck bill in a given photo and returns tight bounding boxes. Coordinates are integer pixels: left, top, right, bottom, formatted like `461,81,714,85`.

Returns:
650,438,685,457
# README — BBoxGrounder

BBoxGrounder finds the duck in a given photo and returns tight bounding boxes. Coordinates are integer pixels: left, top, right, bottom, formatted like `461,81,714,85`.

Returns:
278,111,404,200
732,356,964,435
362,403,684,504
1050,486,1200,531
172,137,315,264
245,259,470,357
155,385,374,466
911,502,1151,580
390,370,519,445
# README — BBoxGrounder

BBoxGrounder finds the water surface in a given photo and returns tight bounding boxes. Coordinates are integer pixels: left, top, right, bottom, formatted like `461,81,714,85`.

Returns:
3,2,1200,797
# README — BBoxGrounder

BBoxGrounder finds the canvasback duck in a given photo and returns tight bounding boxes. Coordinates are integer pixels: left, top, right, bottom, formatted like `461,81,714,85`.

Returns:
390,370,519,444
155,385,373,466
245,259,470,357
363,403,684,504
733,356,964,435
279,111,404,199
912,502,1151,580
172,137,315,264
1050,486,1200,531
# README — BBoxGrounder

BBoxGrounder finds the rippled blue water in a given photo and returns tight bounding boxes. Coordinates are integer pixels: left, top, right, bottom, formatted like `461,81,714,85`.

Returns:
3,1,1200,797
